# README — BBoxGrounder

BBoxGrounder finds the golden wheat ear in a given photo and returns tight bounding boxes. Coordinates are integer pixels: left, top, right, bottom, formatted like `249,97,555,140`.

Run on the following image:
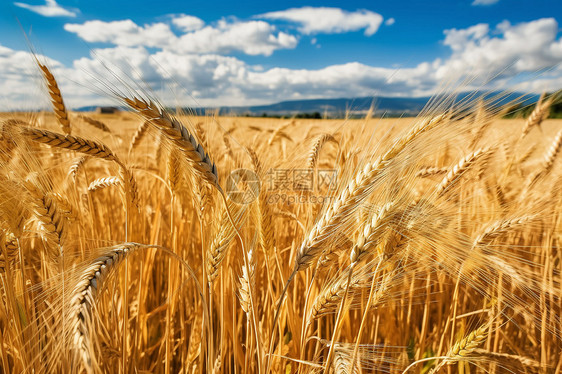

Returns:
36,62,71,135
121,97,221,192
78,115,111,133
69,243,142,372
306,133,338,170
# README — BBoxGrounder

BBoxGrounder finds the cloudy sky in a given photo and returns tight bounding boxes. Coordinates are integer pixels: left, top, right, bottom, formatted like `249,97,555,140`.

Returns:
0,0,561,109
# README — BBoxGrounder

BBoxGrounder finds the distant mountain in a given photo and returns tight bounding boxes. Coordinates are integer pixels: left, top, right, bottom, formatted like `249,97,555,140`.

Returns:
75,91,541,116
216,91,540,117
237,96,430,116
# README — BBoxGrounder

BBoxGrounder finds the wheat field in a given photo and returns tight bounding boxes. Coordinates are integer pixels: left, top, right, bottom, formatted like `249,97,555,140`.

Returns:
0,65,561,373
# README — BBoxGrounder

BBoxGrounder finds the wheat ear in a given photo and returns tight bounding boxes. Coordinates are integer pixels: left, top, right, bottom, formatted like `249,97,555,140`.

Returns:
128,121,150,153
268,120,294,146
206,204,245,284
238,248,255,315
350,202,396,265
473,215,535,249
521,94,550,139
307,134,337,170
247,148,275,253
88,176,121,192
429,324,488,373
21,127,138,206
296,115,445,271
68,156,89,182
37,62,71,134
69,243,142,372
0,232,19,272
541,129,562,174
415,166,449,178
435,147,491,197
78,115,111,133
167,149,184,193
24,180,65,258
21,127,118,161
122,97,220,191
469,99,492,148
266,115,446,373
308,271,366,322
472,349,541,368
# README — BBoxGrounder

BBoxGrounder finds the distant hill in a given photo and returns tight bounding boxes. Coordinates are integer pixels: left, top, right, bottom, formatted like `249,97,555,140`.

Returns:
75,91,541,117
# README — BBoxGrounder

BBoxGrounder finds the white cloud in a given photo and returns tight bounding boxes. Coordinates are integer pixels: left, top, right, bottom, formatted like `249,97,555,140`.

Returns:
14,0,77,17
171,14,205,32
176,20,297,56
472,0,500,5
64,20,177,48
0,44,74,110
64,19,297,56
385,18,395,26
437,18,562,80
260,7,384,36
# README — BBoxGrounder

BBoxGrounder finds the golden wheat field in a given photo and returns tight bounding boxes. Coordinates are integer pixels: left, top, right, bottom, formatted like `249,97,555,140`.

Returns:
1,66,562,374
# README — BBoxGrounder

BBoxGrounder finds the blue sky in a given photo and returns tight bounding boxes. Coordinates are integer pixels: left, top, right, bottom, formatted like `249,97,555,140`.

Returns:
0,0,561,109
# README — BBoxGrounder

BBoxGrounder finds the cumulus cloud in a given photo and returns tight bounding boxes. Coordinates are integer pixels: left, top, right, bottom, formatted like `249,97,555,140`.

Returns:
437,18,562,80
14,0,77,17
472,0,500,5
385,18,395,26
175,20,297,56
0,44,77,110
259,7,384,36
171,14,205,32
64,18,297,56
64,20,176,48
